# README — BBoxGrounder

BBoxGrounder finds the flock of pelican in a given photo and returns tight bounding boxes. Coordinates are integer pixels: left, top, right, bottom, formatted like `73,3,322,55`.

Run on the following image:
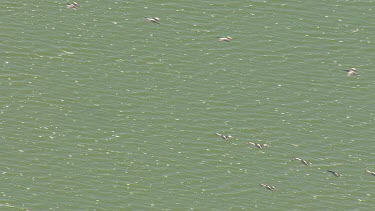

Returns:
66,3,360,77
65,2,362,190
140,15,360,75
215,133,372,191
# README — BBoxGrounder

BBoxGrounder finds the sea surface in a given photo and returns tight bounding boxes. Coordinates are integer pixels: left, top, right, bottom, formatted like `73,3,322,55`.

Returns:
1,0,375,210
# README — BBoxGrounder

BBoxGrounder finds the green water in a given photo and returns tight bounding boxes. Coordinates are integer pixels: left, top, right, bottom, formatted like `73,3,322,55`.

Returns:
2,1,375,210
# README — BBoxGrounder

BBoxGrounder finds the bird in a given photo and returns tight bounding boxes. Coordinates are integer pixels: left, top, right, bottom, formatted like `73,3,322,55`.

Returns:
294,157,311,165
246,142,269,149
217,36,232,42
66,2,79,9
365,169,375,176
344,68,358,76
144,17,160,24
260,184,275,191
327,170,342,177
215,133,233,141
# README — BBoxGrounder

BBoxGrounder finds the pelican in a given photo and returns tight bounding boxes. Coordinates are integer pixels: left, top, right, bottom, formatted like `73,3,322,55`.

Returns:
67,2,79,9
365,169,375,176
217,36,232,42
246,142,269,149
215,133,233,141
327,170,342,177
260,184,275,191
344,68,358,76
294,157,311,166
145,17,160,24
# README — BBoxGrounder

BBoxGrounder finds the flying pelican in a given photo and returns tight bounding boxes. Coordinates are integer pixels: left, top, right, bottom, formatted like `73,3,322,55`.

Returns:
217,36,232,42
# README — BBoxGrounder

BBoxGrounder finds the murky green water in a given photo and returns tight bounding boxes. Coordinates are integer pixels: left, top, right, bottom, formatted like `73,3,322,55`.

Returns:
2,0,375,210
